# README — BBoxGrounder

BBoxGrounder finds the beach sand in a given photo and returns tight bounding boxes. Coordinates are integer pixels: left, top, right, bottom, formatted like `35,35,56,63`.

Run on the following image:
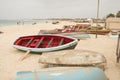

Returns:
0,21,120,80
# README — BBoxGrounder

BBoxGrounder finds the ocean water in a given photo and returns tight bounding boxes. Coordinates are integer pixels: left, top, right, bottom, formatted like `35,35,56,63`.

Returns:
0,19,45,26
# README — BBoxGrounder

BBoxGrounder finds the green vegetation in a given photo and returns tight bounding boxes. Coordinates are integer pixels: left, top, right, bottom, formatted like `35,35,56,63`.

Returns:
106,11,120,18
106,13,115,18
116,11,120,17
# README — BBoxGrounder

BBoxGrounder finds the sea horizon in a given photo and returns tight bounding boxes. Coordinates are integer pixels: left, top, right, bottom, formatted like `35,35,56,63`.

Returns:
0,19,47,26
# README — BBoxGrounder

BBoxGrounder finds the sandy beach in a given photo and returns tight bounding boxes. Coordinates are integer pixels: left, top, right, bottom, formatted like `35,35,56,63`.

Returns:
0,21,120,80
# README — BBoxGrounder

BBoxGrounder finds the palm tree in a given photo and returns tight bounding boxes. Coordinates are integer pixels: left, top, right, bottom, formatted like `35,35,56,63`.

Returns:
116,11,120,18
106,13,115,18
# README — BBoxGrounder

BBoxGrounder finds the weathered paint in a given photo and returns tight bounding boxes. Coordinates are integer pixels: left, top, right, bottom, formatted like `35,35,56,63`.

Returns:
13,34,78,52
16,67,107,80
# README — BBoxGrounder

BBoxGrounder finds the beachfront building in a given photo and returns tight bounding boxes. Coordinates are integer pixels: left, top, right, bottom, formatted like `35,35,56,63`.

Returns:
106,18,120,30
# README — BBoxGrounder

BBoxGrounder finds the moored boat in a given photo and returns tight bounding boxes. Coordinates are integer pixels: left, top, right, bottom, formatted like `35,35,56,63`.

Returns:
16,67,108,80
38,24,90,34
13,34,78,52
87,29,110,35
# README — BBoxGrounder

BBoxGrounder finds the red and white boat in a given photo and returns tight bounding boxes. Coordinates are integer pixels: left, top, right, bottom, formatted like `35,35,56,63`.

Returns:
13,34,78,52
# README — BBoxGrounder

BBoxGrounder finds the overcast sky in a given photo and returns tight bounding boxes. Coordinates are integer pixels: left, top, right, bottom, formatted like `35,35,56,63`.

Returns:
0,0,120,19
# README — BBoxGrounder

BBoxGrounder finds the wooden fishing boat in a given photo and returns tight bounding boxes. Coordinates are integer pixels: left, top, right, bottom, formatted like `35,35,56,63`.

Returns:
13,34,78,52
87,29,110,35
63,33,90,39
39,50,106,70
111,30,118,35
16,67,108,80
38,24,90,34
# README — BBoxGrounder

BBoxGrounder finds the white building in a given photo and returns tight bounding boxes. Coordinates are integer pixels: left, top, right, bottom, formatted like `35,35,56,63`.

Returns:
106,18,120,30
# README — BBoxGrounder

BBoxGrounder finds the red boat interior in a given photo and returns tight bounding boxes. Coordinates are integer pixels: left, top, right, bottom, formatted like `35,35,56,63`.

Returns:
14,35,74,48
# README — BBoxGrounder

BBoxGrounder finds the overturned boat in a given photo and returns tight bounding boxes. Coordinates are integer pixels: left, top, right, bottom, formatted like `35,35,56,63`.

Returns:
39,50,106,70
16,67,108,80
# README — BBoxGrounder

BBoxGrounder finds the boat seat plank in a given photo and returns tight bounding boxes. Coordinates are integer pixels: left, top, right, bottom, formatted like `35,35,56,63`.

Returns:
28,39,39,47
25,37,34,47
59,38,64,46
46,37,54,47
35,37,44,48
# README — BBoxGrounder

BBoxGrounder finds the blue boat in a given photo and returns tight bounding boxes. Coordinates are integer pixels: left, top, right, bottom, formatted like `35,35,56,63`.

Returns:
16,67,108,80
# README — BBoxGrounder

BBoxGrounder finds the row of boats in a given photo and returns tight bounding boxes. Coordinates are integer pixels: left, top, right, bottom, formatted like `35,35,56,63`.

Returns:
39,24,110,35
13,24,108,80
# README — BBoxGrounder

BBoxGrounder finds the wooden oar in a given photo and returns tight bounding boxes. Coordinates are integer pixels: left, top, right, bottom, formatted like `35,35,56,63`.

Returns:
34,70,39,80
19,50,31,61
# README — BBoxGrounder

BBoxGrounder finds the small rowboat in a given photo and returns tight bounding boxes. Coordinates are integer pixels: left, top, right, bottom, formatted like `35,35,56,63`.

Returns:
39,50,106,70
16,67,108,80
13,34,78,52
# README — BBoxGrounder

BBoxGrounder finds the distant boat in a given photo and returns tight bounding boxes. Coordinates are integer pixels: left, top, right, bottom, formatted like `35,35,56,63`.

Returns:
13,34,78,52
38,24,90,34
59,32,90,39
52,21,59,24
111,30,118,35
16,67,108,80
0,31,3,34
87,29,110,35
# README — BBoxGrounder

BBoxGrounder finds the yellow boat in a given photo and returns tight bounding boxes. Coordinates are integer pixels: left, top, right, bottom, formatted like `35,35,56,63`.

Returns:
87,29,110,35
